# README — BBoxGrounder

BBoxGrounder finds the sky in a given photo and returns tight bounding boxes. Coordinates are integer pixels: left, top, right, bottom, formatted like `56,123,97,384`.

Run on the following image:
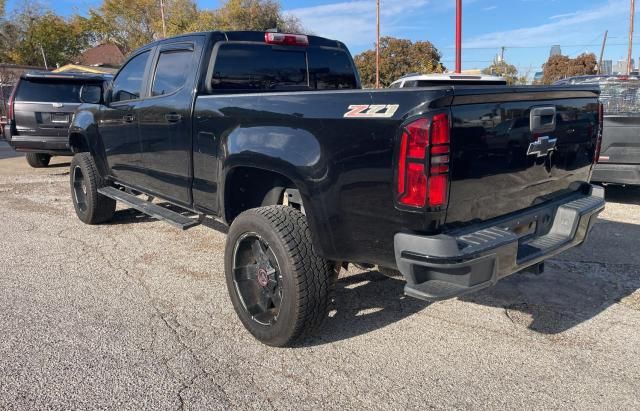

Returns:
4,0,638,74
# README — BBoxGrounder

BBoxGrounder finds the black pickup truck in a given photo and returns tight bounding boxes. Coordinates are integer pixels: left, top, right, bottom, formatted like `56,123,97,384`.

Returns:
68,31,605,346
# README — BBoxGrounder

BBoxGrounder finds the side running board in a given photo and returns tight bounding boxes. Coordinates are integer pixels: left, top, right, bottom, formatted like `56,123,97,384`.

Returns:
98,186,200,230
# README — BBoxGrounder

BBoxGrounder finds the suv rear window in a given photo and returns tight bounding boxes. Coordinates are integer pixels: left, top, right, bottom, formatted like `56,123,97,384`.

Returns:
210,42,357,92
15,80,84,103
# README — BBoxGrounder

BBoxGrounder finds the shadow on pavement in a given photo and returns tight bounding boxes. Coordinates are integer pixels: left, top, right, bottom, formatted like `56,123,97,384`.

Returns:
454,218,640,335
604,185,640,205
306,218,640,344
0,141,21,160
304,271,430,346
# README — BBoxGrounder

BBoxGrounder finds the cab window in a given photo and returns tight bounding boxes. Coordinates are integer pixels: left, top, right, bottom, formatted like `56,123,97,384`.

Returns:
112,51,150,102
152,49,193,96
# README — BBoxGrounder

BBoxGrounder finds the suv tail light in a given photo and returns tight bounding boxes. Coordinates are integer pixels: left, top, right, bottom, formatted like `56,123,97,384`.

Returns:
396,114,450,209
7,83,17,121
595,102,604,162
264,32,309,47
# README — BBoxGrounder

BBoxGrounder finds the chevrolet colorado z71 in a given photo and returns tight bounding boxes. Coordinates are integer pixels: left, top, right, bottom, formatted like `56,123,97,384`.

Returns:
68,31,605,346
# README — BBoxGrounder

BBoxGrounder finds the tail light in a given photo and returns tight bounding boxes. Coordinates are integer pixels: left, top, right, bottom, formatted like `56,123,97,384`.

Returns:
595,102,604,162
396,113,450,209
264,32,309,47
7,83,17,122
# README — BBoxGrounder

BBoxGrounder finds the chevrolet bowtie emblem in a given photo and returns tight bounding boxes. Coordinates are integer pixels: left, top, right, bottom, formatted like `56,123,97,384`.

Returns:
527,136,557,158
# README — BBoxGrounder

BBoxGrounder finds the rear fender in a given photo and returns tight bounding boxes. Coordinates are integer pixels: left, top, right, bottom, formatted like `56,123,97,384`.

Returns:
219,125,332,256
68,107,109,177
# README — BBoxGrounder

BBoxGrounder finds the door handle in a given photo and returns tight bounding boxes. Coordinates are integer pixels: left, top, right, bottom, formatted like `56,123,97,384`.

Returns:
530,106,556,134
123,114,135,123
165,113,182,123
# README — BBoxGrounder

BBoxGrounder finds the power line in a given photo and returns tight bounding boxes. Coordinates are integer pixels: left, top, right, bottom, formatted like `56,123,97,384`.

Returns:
440,43,636,50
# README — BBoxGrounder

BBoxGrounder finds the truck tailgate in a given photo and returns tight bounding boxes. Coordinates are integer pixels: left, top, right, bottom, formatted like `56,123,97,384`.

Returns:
446,87,600,224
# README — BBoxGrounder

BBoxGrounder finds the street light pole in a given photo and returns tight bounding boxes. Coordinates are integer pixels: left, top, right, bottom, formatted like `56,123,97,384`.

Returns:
628,0,635,74
376,0,380,89
455,0,462,73
160,0,167,38
598,30,608,75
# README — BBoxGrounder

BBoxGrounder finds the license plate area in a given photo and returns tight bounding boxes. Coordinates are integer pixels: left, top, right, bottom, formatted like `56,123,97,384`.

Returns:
50,113,69,124
500,208,555,242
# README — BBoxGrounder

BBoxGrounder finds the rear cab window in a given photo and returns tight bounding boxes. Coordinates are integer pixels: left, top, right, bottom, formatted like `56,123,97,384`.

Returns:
209,41,358,93
152,49,194,96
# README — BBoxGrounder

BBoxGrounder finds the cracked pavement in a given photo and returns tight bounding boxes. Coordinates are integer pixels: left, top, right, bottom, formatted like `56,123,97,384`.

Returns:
1,147,639,409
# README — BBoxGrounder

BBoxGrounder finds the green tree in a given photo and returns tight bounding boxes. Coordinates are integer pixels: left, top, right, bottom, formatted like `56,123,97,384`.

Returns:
542,53,597,84
354,37,444,88
8,5,90,67
86,0,159,54
211,0,303,32
86,0,304,54
482,59,518,85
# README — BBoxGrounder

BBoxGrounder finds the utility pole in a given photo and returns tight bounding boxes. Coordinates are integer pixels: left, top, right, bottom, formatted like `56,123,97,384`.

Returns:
598,30,608,74
455,0,462,73
628,0,635,74
39,44,48,70
376,0,380,89
160,0,167,38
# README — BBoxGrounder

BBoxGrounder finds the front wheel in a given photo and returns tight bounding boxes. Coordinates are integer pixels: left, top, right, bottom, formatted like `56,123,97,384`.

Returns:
69,153,116,224
224,206,334,347
25,153,51,168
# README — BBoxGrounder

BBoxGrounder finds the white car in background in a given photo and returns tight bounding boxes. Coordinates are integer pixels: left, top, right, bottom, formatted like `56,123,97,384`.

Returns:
390,73,508,88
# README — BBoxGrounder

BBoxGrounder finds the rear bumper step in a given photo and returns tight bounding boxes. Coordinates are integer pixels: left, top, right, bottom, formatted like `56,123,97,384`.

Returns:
5,134,72,154
98,186,201,230
395,184,605,301
591,163,640,185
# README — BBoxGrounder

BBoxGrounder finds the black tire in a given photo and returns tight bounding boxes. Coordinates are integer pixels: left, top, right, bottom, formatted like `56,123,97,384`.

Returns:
225,206,334,347
69,153,116,224
25,153,51,168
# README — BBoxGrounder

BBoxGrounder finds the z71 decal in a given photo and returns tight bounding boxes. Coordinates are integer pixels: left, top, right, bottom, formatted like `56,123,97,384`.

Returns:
344,104,400,118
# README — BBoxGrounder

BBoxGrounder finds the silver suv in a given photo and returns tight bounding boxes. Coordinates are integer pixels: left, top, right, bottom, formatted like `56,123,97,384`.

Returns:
4,72,110,167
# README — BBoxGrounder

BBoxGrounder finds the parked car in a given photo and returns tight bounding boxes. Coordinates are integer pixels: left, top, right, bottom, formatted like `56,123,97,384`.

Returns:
67,31,604,346
390,73,507,88
4,72,111,167
555,75,640,185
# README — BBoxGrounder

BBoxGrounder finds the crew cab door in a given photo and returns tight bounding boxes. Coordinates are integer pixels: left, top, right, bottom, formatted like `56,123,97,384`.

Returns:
135,37,203,206
101,50,152,184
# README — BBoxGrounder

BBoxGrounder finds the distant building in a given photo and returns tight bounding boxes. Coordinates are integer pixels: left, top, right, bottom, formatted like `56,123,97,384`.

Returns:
613,59,634,75
601,60,613,75
76,44,125,69
550,45,562,57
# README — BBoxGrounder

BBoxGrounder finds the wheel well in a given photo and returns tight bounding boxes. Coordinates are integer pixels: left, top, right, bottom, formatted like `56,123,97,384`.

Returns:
69,133,89,153
225,167,297,223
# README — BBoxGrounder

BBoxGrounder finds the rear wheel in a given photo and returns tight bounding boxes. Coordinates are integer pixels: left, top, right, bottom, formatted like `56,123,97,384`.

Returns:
224,206,334,347
25,153,51,168
70,153,116,224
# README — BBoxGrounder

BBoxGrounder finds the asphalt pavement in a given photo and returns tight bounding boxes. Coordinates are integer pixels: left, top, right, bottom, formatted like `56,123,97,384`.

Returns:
0,155,639,410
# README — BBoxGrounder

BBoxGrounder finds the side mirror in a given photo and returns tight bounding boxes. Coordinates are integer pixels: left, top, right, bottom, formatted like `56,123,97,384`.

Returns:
79,84,103,104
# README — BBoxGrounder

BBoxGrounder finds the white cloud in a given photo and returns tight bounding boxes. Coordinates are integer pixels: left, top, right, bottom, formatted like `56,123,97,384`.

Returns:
484,5,498,11
463,0,627,48
284,0,430,49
